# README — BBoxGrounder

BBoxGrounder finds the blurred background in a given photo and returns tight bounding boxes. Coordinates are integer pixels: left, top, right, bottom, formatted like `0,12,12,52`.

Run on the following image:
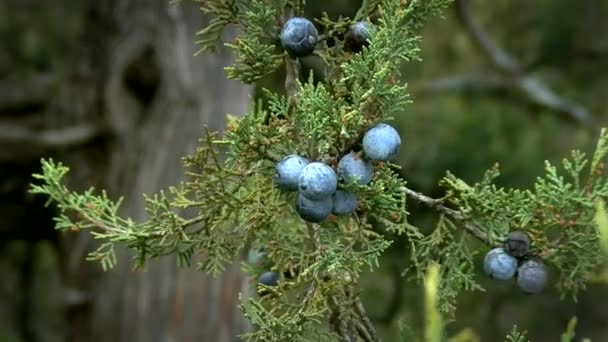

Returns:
1,0,607,341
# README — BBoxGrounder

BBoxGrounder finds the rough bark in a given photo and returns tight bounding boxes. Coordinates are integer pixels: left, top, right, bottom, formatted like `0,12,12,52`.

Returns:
2,0,251,341
58,1,252,341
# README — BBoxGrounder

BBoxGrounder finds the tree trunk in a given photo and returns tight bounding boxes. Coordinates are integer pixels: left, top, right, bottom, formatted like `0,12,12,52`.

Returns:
2,0,251,341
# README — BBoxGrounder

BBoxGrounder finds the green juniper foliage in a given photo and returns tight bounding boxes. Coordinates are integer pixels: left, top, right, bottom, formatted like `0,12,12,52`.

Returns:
504,326,529,342
29,0,608,340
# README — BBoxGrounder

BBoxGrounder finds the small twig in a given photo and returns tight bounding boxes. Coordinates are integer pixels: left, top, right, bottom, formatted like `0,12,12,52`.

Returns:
285,57,300,100
0,122,105,149
454,0,520,74
307,223,322,252
354,297,380,341
355,319,374,342
400,186,497,246
251,143,279,163
329,296,354,342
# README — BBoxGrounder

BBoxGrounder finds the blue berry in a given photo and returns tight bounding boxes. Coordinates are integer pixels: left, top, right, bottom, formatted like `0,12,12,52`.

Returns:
504,231,531,258
362,123,401,161
298,162,337,200
337,152,374,185
280,17,318,57
295,192,333,222
258,271,280,287
345,21,372,52
517,259,548,294
332,190,358,216
483,247,517,280
274,155,310,191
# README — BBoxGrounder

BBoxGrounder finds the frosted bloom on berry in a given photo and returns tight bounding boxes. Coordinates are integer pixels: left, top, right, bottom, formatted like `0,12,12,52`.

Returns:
274,155,309,191
517,258,548,294
337,152,373,185
362,123,401,161
280,17,318,57
483,247,517,280
298,162,337,200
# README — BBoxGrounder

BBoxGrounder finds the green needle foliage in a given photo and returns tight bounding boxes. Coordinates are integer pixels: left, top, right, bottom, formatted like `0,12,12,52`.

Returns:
504,326,529,342
29,0,608,341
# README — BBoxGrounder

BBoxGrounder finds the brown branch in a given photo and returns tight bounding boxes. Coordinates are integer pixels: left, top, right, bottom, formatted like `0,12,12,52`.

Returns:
413,74,505,96
454,0,595,128
307,223,380,341
0,121,105,149
285,57,300,100
328,296,354,342
401,186,498,246
0,73,55,114
454,0,520,74
0,120,107,163
354,297,380,342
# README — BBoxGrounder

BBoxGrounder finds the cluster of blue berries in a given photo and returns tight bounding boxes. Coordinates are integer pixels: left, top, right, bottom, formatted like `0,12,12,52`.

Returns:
483,231,549,294
274,124,401,223
280,17,372,57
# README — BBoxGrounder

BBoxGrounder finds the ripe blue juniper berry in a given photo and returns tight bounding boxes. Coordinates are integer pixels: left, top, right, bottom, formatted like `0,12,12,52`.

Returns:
274,154,310,191
280,17,318,57
295,192,333,223
298,162,338,200
362,123,402,161
484,247,518,280
332,190,358,216
517,258,548,294
258,271,280,287
345,21,372,52
337,151,374,185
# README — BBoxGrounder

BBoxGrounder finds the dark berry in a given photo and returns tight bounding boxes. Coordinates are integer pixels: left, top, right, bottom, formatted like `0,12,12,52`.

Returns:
332,190,358,216
258,271,280,287
295,192,333,222
345,21,372,52
505,231,531,257
280,17,318,57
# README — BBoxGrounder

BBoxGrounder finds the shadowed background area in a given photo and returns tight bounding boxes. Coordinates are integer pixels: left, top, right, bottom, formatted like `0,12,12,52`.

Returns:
1,0,607,341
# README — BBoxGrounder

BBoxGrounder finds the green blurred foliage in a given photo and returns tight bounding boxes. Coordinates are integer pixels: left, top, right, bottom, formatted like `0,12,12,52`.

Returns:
0,0,84,76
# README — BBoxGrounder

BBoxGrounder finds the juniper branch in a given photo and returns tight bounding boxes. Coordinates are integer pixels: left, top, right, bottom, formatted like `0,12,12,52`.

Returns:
329,295,354,342
354,297,380,342
400,186,497,246
355,320,374,342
